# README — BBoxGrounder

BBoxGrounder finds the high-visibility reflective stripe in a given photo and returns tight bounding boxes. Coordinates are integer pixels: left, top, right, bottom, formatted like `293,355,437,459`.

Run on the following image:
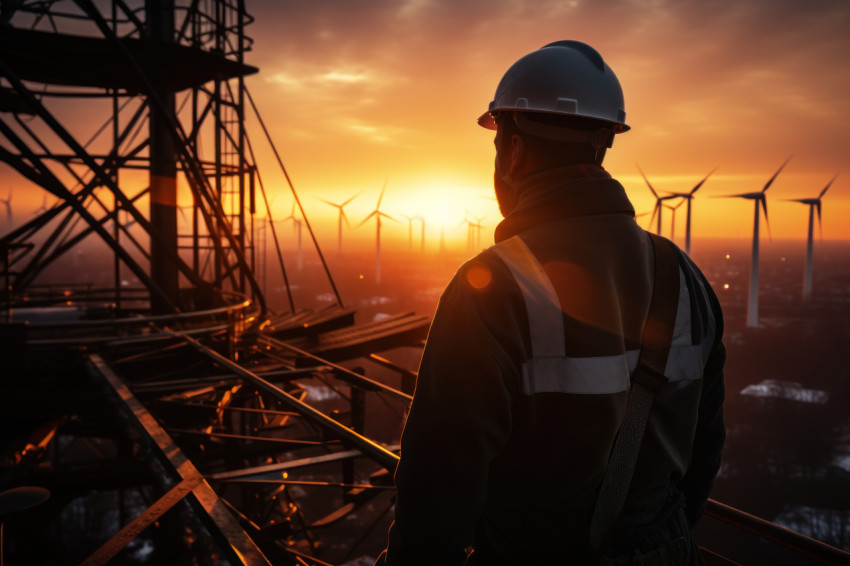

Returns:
672,270,692,347
494,234,705,396
492,236,566,358
521,344,703,395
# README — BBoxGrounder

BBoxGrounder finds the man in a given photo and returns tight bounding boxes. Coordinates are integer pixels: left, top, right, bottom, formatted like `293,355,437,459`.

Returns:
377,41,725,565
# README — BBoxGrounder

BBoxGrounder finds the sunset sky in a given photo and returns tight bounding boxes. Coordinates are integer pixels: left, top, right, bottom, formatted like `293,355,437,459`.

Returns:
242,0,850,247
1,0,849,253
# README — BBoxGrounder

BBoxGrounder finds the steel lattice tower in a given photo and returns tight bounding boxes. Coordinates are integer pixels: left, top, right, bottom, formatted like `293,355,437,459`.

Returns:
0,0,264,314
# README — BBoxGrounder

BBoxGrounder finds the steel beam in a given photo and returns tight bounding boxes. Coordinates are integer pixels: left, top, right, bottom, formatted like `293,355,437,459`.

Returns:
705,498,850,564
258,335,412,403
87,354,272,565
178,332,401,472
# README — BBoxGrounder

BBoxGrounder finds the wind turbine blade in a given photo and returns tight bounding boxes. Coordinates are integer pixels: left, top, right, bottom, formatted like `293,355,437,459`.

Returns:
762,156,792,193
355,210,378,229
376,179,388,210
636,164,658,197
378,211,400,223
648,203,659,231
713,193,754,199
341,210,350,229
317,197,338,208
819,173,839,199
342,192,361,207
690,167,717,195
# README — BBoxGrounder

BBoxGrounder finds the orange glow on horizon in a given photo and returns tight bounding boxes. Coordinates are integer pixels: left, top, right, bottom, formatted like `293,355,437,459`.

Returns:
1,1,848,250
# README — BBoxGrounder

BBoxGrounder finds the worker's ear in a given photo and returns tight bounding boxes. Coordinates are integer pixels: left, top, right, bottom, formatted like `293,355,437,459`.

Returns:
509,134,525,176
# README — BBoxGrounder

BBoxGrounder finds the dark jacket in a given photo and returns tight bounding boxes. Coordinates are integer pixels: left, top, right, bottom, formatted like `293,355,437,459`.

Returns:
377,165,725,565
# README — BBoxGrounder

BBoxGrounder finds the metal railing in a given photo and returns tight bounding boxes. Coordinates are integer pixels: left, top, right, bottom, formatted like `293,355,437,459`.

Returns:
704,498,850,564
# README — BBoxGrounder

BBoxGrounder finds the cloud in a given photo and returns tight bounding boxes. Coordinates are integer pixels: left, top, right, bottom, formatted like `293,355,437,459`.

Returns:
343,120,412,145
247,0,850,175
264,66,389,90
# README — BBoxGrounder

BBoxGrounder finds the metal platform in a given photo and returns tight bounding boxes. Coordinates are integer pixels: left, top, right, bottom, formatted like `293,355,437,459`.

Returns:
0,27,257,94
277,312,430,366
263,306,358,341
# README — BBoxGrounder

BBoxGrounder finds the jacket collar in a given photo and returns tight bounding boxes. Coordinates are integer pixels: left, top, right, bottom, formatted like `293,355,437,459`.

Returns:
494,164,635,243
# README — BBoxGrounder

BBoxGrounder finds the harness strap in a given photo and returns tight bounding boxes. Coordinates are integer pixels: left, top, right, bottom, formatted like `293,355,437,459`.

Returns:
589,233,681,551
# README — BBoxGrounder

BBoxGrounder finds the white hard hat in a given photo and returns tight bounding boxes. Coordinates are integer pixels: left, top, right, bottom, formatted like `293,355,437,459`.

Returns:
478,40,629,134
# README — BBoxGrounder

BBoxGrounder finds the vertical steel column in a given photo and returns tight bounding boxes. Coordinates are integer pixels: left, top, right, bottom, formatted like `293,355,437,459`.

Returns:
112,90,122,312
213,0,224,288
147,0,179,313
111,4,121,312
237,2,248,293
213,75,223,286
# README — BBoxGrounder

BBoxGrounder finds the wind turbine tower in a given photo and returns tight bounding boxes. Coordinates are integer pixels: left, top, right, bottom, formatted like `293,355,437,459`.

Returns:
318,193,358,254
637,165,679,235
401,214,415,251
786,173,838,300
660,168,715,255
281,202,303,271
719,157,790,327
664,199,685,243
471,213,486,250
356,181,397,283
461,214,476,253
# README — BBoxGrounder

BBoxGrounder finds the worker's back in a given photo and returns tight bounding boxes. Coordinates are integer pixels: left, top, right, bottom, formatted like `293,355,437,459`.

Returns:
473,204,721,564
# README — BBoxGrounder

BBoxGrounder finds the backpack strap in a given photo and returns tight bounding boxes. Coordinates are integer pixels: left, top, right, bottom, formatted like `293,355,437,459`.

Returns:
589,233,681,551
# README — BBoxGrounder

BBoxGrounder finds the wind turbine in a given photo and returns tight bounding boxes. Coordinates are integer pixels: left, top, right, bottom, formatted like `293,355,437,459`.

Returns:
660,168,716,255
401,213,416,251
318,193,359,254
472,213,487,249
663,199,685,243
637,165,679,235
459,213,477,253
281,202,303,271
718,157,791,327
0,189,12,224
356,180,397,283
784,173,838,300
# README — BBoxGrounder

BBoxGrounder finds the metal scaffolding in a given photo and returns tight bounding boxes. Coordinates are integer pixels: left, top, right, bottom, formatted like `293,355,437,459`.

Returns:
0,0,264,314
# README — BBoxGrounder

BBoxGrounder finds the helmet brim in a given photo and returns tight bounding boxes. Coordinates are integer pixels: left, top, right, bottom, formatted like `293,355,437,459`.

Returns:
478,108,629,133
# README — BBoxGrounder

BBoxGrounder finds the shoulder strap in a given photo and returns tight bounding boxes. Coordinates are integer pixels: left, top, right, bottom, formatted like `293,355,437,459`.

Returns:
588,233,681,551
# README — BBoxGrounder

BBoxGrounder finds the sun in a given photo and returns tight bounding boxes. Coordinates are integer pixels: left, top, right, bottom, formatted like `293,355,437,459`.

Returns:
391,180,499,233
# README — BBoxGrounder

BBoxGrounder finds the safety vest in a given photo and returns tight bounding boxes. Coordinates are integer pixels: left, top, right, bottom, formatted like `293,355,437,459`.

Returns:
491,234,708,396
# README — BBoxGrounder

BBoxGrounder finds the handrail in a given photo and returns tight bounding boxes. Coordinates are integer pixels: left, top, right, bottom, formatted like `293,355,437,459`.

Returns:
705,498,850,564
8,289,253,329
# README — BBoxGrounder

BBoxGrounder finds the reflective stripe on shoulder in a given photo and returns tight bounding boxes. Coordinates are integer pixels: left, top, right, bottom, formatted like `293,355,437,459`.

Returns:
523,345,703,395
492,235,566,358
492,235,705,396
